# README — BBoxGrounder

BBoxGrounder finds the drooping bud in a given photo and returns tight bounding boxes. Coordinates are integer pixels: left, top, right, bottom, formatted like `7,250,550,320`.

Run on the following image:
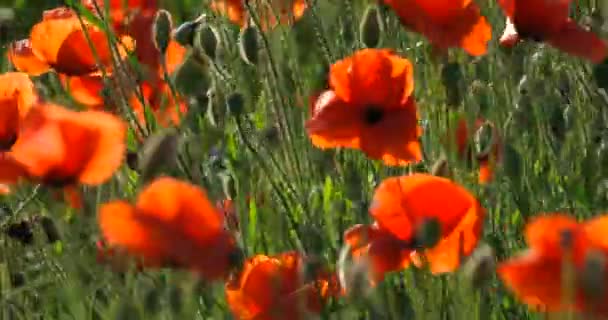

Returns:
431,155,450,178
441,62,463,107
226,92,245,116
474,122,495,159
462,243,495,289
173,21,199,47
139,128,179,182
360,4,383,48
40,216,60,243
239,25,259,66
153,9,173,54
194,24,221,60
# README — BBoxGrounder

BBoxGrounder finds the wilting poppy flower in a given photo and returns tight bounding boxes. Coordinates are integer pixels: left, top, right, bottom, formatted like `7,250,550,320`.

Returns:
498,0,608,63
211,0,307,30
8,7,132,76
98,177,239,280
0,103,126,207
498,214,608,316
454,118,502,184
0,72,38,150
226,251,340,320
381,0,492,56
344,174,485,282
305,49,422,166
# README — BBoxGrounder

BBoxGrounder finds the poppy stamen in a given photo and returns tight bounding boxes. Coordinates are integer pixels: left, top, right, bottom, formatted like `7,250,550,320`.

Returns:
363,105,384,125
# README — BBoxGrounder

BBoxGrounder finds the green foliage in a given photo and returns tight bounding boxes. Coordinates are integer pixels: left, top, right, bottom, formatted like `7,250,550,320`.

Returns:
1,0,608,319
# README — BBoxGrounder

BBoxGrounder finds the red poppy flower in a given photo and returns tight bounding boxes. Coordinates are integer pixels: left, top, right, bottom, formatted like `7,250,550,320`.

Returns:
0,103,126,207
498,0,608,63
8,7,132,76
381,0,492,56
454,118,502,184
498,214,608,316
0,72,38,150
344,174,485,283
98,177,239,280
305,49,422,166
225,251,340,320
211,0,307,30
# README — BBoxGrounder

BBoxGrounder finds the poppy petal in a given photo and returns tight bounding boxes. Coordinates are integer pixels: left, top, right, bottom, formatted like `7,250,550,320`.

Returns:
497,250,566,311
371,174,481,243
547,20,608,64
524,214,582,259
61,74,106,109
7,40,51,76
305,91,362,149
359,99,422,166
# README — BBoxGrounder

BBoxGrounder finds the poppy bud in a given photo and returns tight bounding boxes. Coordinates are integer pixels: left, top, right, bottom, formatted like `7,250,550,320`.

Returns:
143,286,161,313
114,301,140,320
139,128,179,182
239,25,259,66
126,150,138,171
40,216,60,243
226,92,245,116
503,144,522,184
441,62,463,107
338,244,373,300
474,122,495,159
10,272,25,288
462,243,495,289
415,218,441,249
153,9,173,54
173,21,199,47
5,220,33,245
360,4,383,48
168,285,183,314
593,59,608,91
431,156,450,178
580,249,606,301
194,24,221,60
562,105,575,131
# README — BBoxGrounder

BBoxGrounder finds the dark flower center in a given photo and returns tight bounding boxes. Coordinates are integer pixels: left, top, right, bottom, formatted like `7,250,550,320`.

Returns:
363,105,384,125
0,133,17,151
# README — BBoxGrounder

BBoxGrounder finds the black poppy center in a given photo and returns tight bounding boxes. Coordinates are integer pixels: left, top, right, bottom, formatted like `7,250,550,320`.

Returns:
363,105,384,125
0,133,17,151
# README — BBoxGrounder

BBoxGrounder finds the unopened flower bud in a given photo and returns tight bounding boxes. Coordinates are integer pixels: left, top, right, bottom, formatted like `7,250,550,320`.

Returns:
153,9,173,54
360,4,383,48
239,25,259,66
195,24,220,60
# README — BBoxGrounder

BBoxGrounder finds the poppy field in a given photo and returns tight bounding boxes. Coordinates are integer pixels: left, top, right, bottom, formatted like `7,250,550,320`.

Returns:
3,0,608,319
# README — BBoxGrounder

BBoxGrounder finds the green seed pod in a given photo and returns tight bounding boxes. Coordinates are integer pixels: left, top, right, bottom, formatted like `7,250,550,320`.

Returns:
360,4,383,48
40,216,60,243
139,128,179,182
462,243,495,289
239,25,259,66
194,24,221,60
226,92,245,116
173,21,199,47
153,9,173,54
415,218,441,249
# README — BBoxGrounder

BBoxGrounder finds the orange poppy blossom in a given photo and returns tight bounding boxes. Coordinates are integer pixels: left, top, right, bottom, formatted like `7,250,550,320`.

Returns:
498,0,608,63
0,103,126,208
0,72,39,150
211,0,307,30
498,214,608,316
8,7,132,76
98,177,240,280
454,118,503,184
381,0,492,56
305,49,423,166
225,251,340,320
344,174,485,283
